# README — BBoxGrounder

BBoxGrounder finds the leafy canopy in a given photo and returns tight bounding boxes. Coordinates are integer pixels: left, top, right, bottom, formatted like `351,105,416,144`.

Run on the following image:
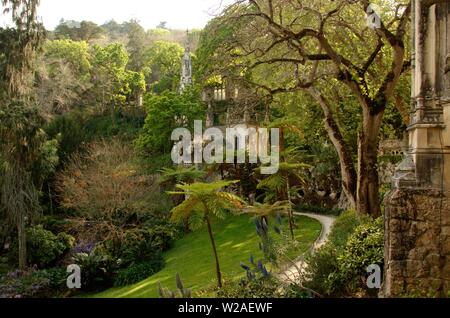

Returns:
159,166,206,185
136,88,204,154
169,180,244,223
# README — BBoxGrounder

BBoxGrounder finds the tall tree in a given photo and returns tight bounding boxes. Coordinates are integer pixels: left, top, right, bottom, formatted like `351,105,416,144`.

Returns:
36,39,92,112
169,180,244,288
200,0,411,216
54,20,104,42
136,88,204,154
0,0,45,270
143,40,184,93
126,20,147,72
90,42,130,122
1,0,44,96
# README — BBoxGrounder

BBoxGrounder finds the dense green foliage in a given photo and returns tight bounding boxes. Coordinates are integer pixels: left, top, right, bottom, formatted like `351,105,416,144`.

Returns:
326,210,368,250
114,259,165,287
136,88,204,154
54,20,104,42
91,43,145,109
304,211,384,297
338,218,384,277
0,267,68,298
0,0,418,300
217,276,283,298
72,252,118,291
113,225,179,266
24,226,74,268
66,217,178,292
144,41,184,93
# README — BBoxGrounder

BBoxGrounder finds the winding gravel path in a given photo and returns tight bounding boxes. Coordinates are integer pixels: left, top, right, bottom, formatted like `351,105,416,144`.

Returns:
278,212,336,283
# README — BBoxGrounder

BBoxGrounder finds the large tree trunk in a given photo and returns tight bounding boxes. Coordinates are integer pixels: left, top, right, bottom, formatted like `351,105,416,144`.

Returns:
205,215,222,289
308,88,357,208
356,110,384,217
17,214,27,271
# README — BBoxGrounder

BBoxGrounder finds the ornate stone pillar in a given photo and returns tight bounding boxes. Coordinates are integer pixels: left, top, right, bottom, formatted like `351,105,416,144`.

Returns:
384,0,450,297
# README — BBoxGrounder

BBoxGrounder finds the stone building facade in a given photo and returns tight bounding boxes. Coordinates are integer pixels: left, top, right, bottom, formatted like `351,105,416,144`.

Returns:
202,79,267,128
383,0,450,297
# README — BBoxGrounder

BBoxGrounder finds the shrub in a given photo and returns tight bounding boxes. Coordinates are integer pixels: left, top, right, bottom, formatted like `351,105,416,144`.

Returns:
56,140,162,222
32,267,68,291
338,217,384,279
101,224,177,268
25,226,74,268
138,153,173,174
216,257,289,298
72,252,118,292
327,210,367,251
0,256,10,276
114,255,165,287
217,277,282,298
0,267,67,298
37,215,72,234
45,112,88,165
303,244,342,296
303,211,384,297
57,232,76,250
83,112,144,141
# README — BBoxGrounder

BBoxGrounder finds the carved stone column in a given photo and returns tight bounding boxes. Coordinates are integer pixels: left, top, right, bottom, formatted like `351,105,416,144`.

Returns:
383,0,450,297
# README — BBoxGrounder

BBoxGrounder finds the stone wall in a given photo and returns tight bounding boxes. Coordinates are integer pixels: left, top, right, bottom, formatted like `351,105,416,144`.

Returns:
383,189,450,297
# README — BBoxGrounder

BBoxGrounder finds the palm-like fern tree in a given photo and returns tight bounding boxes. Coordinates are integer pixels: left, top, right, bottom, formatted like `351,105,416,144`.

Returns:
244,201,291,226
168,180,244,288
257,148,310,239
159,166,206,185
159,166,206,233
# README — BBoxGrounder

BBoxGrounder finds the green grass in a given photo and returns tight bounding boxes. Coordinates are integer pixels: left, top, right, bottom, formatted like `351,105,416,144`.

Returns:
90,214,321,298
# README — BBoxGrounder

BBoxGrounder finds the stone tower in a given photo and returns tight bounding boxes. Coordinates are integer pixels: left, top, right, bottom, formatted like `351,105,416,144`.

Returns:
179,30,193,93
384,0,450,297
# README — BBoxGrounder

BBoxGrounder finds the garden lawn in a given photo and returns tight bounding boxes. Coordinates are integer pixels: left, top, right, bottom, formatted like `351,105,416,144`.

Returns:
91,214,321,298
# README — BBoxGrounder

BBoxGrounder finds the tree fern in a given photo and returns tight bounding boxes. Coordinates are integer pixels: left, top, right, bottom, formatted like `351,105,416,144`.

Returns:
256,147,311,238
168,179,244,288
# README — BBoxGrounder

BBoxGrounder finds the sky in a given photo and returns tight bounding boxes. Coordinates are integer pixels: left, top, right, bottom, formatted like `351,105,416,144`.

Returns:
1,0,236,30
